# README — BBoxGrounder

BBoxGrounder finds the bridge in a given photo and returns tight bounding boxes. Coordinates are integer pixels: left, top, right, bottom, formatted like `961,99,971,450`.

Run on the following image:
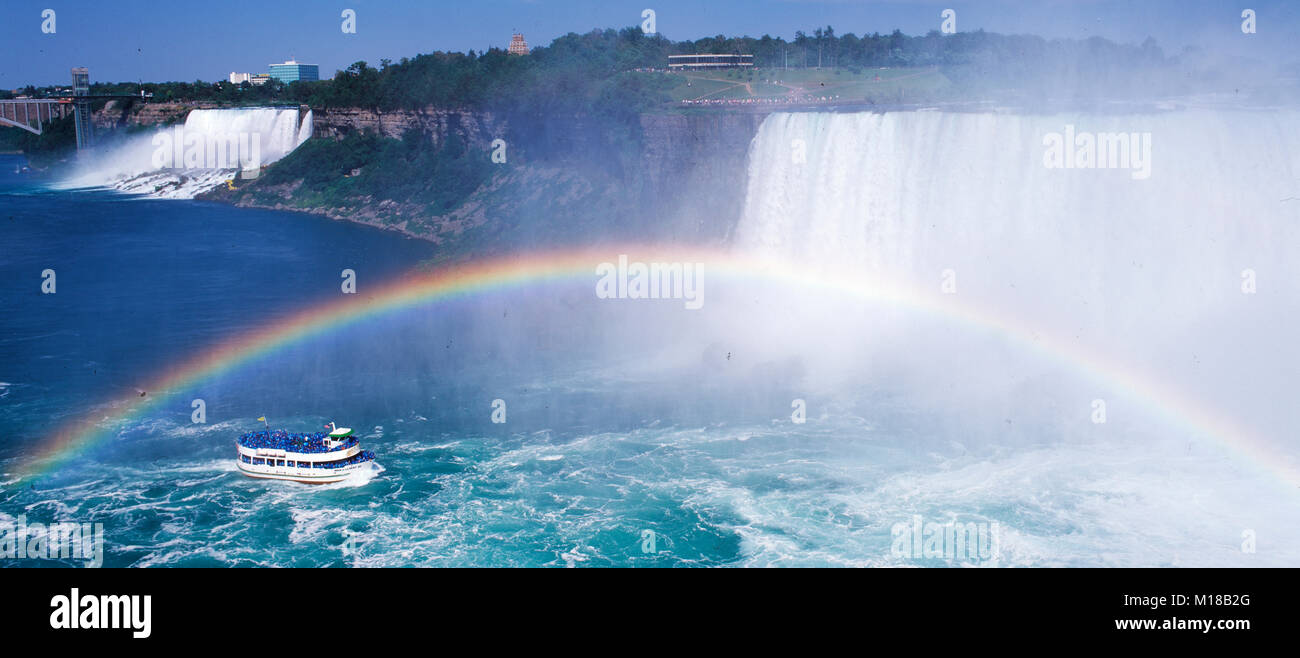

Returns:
0,98,72,135
0,68,140,149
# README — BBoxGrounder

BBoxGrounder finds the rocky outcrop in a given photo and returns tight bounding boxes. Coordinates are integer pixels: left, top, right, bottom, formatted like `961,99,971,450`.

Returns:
93,101,218,131
301,107,765,243
311,106,503,149
636,112,765,241
639,112,764,193
118,99,770,247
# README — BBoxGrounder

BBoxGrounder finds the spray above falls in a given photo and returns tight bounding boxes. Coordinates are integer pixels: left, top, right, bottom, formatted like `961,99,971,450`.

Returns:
728,109,1300,455
61,107,313,199
734,110,1300,331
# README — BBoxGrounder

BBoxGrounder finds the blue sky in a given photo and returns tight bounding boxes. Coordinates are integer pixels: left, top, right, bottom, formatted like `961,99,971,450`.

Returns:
3,0,1297,86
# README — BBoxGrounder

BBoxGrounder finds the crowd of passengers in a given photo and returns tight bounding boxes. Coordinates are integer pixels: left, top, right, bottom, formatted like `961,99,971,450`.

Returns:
244,450,376,469
237,430,357,453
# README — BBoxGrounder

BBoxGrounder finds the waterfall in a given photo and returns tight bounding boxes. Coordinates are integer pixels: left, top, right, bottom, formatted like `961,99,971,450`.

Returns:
734,110,1300,338
729,110,1300,446
61,106,313,199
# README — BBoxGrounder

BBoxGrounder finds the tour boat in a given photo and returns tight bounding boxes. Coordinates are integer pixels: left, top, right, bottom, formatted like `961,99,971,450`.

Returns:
235,424,376,484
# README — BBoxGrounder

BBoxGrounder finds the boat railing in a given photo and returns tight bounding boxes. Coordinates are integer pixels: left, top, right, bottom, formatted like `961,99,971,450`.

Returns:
240,450,375,470
236,431,358,454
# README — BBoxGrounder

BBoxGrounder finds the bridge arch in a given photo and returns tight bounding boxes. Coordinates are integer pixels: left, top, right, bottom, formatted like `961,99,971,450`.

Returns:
0,99,70,135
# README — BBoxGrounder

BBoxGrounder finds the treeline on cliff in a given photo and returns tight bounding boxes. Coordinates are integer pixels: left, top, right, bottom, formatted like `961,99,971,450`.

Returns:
5,24,1188,178
255,128,491,217
200,25,1186,255
47,25,1179,113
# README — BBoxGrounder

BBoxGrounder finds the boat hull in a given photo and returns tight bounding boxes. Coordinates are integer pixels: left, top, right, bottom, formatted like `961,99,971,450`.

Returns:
236,460,371,484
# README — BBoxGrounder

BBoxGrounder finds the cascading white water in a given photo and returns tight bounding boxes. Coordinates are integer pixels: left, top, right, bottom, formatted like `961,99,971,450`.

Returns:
730,110,1300,452
61,107,312,198
736,110,1300,337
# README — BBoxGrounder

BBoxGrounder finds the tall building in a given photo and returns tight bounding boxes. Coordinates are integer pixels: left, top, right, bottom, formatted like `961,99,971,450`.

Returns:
229,72,252,85
508,33,529,56
267,60,320,84
70,67,93,150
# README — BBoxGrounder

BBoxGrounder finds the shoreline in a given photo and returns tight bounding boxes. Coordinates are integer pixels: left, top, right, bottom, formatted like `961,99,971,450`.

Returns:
217,194,437,244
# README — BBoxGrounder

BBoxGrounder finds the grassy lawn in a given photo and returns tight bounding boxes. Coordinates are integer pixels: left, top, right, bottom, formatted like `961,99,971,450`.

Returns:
651,67,953,105
663,76,740,101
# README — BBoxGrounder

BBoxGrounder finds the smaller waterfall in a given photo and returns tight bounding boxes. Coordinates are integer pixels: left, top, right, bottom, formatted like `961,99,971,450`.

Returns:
60,107,313,199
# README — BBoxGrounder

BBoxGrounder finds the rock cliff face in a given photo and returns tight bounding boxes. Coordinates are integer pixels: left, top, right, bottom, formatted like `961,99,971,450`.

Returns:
93,101,218,131
97,101,768,247
310,107,764,224
279,106,766,245
311,106,503,149
638,112,765,196
637,112,765,242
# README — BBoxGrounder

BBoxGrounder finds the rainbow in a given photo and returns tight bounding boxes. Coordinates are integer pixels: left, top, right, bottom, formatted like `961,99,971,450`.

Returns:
12,245,1299,489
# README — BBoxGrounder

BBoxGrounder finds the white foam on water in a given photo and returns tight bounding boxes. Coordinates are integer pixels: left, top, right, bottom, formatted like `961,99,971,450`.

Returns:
56,107,311,198
320,462,385,489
